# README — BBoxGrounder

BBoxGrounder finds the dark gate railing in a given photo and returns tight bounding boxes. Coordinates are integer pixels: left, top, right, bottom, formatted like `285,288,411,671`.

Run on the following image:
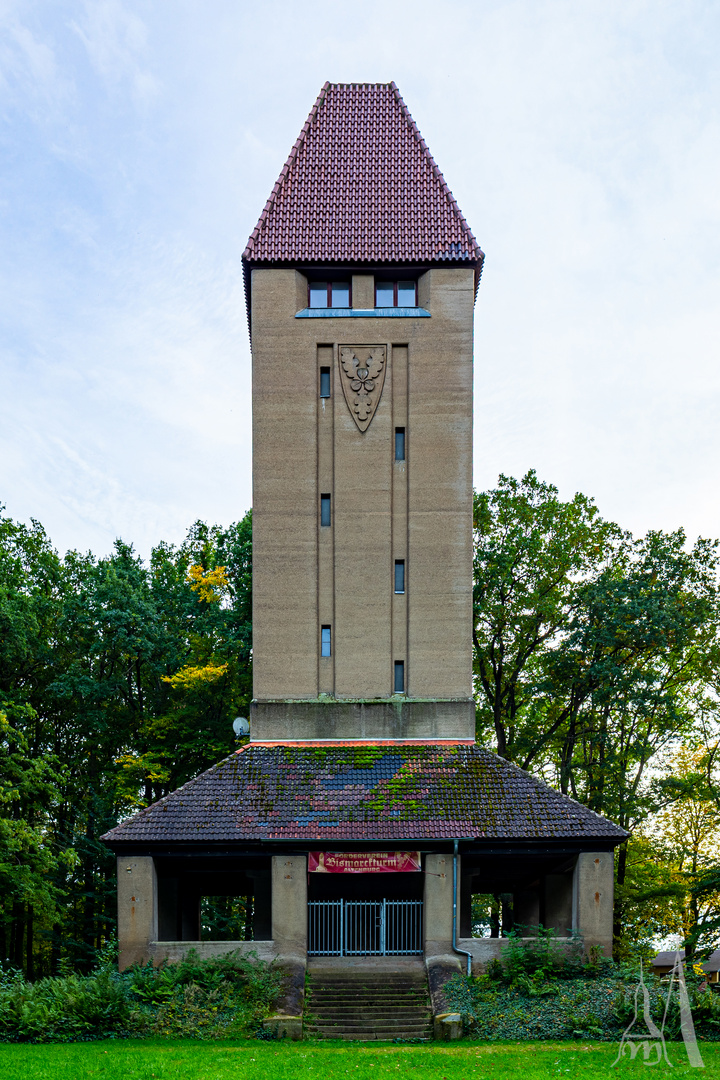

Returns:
308,899,422,956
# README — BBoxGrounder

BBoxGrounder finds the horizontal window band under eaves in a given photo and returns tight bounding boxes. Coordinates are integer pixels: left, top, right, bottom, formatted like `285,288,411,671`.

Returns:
296,307,430,319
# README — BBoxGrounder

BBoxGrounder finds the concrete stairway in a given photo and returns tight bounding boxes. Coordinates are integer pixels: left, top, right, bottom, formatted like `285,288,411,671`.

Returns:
305,964,433,1041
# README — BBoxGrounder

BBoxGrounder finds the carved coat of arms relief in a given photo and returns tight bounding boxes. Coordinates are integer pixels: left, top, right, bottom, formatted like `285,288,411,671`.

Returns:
338,345,387,432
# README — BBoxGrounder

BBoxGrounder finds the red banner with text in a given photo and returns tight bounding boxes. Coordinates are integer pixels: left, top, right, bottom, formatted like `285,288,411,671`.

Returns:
308,851,421,874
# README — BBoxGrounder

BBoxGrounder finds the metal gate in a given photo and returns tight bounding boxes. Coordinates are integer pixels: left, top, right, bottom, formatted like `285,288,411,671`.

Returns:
308,899,422,956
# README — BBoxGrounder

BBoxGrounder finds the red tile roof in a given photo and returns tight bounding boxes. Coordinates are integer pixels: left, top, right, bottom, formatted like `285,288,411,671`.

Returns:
243,82,484,276
102,744,627,846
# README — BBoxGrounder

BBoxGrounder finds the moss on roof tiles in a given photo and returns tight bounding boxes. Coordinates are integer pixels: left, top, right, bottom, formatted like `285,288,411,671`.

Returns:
102,744,627,846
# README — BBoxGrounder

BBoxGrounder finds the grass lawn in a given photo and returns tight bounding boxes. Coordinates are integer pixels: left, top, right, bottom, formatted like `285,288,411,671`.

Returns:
0,1039,716,1079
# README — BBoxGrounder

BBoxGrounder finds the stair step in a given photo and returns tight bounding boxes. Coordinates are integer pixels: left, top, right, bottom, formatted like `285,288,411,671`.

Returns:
309,1023,432,1034
311,1010,429,1019
310,989,427,993
305,969,432,1040
309,995,427,1004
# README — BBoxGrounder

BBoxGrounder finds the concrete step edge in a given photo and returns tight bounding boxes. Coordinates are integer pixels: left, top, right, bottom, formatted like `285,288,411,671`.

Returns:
306,1023,433,1028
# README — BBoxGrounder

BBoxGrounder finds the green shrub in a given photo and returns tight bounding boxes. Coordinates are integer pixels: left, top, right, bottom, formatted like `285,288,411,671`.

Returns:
444,965,720,1042
0,967,131,1042
0,950,281,1043
500,925,584,983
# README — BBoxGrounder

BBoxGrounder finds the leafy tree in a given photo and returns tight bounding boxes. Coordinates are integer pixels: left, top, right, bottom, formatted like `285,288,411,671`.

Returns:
474,475,720,956
473,471,623,763
0,506,252,977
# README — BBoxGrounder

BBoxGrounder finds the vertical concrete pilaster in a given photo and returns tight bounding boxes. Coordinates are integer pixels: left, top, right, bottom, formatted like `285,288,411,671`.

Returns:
573,852,614,956
424,853,454,955
271,855,307,958
117,856,157,970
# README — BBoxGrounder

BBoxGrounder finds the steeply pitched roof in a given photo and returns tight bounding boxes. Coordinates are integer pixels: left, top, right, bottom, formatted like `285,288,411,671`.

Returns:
242,82,483,274
102,743,627,846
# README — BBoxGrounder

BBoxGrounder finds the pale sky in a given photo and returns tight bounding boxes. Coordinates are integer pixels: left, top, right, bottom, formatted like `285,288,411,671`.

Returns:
1,0,719,558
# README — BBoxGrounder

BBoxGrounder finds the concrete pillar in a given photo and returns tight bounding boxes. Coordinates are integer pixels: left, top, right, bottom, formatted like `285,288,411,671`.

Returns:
513,889,540,935
250,869,272,941
460,871,473,937
180,887,200,940
424,853,453,955
117,856,157,970
271,855,307,958
157,876,179,941
573,852,613,956
544,873,573,937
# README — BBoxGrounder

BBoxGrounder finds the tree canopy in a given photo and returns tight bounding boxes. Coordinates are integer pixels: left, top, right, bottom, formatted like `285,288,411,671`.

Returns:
2,473,720,973
0,509,251,974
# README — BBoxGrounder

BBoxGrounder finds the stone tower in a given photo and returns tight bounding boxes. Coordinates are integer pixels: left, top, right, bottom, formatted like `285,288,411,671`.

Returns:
104,84,624,981
243,82,484,742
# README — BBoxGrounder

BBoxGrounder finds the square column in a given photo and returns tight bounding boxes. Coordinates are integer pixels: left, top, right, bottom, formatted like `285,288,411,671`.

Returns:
573,852,614,956
117,856,157,970
271,855,307,958
544,873,573,936
424,853,453,955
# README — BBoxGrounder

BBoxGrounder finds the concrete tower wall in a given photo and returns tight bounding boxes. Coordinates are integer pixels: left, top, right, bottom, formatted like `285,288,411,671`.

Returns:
250,266,475,740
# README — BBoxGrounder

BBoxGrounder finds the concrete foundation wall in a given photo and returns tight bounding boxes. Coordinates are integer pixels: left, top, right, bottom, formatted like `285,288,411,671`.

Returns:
251,699,475,741
460,936,581,974
146,940,277,965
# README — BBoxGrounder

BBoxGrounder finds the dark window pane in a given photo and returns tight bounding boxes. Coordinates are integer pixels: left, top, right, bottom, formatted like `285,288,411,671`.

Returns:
321,626,331,657
310,282,328,308
320,494,331,527
320,368,331,398
394,560,405,594
375,282,394,307
331,282,350,308
397,281,416,307
394,660,405,693
395,428,405,461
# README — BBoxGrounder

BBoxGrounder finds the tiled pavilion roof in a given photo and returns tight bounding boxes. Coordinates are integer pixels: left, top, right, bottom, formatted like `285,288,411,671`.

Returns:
242,82,484,276
102,743,627,846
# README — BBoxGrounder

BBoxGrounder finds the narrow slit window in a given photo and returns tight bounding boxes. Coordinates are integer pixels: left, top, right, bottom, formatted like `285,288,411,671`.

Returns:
394,660,405,694
320,367,331,398
320,494,331,527
394,560,405,594
321,626,331,658
395,428,406,461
